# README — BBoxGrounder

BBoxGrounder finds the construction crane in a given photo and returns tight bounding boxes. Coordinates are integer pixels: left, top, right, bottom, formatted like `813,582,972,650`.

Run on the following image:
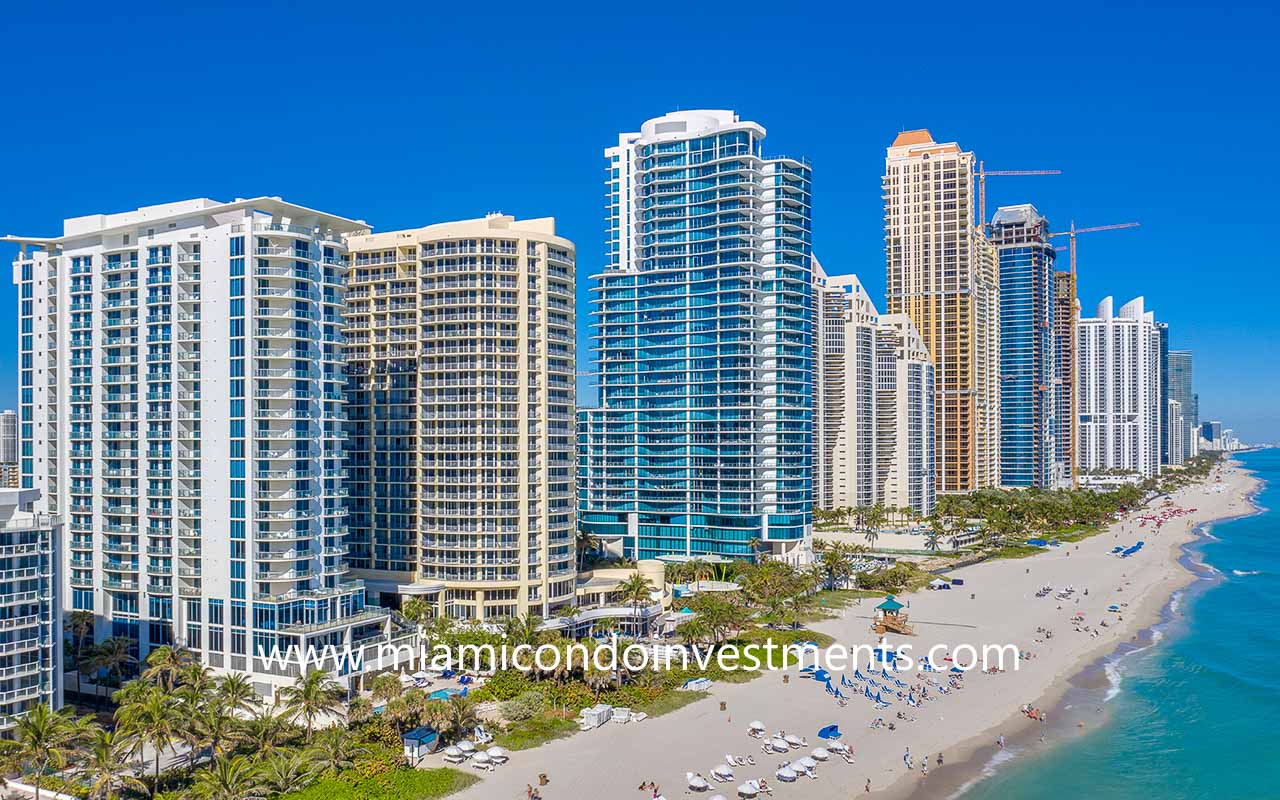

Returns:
976,160,1062,230
1048,221,1140,281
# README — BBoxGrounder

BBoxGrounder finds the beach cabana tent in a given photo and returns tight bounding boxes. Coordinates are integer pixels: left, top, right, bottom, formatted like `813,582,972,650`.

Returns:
818,724,841,739
401,726,439,762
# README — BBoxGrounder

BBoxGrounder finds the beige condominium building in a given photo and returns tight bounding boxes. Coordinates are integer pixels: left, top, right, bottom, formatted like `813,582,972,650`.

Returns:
343,214,576,621
813,262,936,516
884,130,1000,493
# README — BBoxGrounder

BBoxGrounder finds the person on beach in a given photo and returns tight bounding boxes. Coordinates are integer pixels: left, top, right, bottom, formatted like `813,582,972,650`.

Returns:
903,746,911,767
937,753,944,767
997,734,1006,749
865,778,872,793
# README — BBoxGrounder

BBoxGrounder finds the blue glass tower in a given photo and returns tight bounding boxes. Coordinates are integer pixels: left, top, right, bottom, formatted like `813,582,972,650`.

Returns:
991,205,1057,488
580,110,813,563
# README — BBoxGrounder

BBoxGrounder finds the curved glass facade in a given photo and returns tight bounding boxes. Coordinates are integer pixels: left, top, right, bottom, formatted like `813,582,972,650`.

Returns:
581,111,812,563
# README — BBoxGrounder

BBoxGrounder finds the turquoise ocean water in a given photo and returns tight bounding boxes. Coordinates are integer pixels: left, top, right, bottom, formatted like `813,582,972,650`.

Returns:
960,448,1280,799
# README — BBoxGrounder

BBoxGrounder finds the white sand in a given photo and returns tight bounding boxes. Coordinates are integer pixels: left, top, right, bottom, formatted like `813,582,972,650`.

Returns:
451,463,1258,799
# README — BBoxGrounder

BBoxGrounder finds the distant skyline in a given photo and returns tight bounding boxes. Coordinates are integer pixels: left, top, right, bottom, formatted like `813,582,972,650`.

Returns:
2,1,1277,440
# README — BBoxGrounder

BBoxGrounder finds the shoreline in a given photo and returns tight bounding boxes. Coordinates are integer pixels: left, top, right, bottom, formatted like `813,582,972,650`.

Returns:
886,459,1266,800
447,461,1261,800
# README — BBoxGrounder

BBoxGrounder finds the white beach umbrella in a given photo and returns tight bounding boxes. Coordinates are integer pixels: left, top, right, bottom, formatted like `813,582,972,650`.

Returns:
710,795,728,800
457,740,476,753
775,765,798,782
736,784,758,798
811,748,829,761
783,734,803,747
713,764,733,779
443,746,462,757
770,738,788,753
748,720,765,731
473,751,491,764
688,774,711,791
486,746,507,761
798,756,818,769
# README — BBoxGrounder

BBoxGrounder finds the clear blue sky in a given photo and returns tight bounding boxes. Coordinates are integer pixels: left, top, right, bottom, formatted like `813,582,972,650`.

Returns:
2,0,1277,441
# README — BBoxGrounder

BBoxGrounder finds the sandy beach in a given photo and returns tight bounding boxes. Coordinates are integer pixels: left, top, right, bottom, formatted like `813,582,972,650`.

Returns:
451,462,1259,800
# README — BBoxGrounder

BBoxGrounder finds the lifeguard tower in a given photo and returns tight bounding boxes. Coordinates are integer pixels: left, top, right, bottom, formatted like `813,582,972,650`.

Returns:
872,595,915,636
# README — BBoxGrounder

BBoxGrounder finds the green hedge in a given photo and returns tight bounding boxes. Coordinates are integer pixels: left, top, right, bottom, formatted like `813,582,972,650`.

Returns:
280,767,477,800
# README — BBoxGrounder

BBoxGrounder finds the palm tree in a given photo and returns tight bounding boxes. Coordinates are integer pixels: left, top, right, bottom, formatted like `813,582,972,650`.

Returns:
79,728,147,800
818,542,852,590
614,573,655,637
215,672,260,719
308,726,367,774
368,672,403,705
346,695,374,727
79,646,108,708
502,613,545,647
258,750,317,795
95,636,137,688
430,694,480,744
190,754,265,800
575,527,601,571
66,609,95,700
400,596,433,628
141,645,195,691
115,684,181,789
863,526,880,550
237,707,289,755
279,669,345,741
191,699,240,760
1,704,88,800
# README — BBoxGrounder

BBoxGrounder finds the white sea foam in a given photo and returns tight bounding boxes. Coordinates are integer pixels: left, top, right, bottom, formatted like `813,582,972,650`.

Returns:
1103,658,1125,702
948,749,1017,799
1231,569,1261,576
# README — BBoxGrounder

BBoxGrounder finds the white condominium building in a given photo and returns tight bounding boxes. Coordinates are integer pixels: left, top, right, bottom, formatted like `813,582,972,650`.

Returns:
344,215,576,621
0,489,62,728
1076,296,1163,479
884,130,1000,493
1,409,17,464
814,265,878,511
875,313,936,515
814,264,936,515
7,198,405,694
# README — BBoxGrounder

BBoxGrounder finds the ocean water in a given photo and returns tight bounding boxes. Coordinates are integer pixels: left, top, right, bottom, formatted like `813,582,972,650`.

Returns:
960,448,1280,799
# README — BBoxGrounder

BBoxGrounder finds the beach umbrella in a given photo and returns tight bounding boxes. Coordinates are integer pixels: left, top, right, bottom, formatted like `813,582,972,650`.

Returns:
784,734,803,747
473,751,491,764
443,746,462,757
770,738,789,753
811,747,829,761
710,795,728,800
736,783,758,798
486,747,507,762
748,720,765,731
713,764,733,779
775,765,798,782
817,724,841,740
457,740,476,753
798,756,818,769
